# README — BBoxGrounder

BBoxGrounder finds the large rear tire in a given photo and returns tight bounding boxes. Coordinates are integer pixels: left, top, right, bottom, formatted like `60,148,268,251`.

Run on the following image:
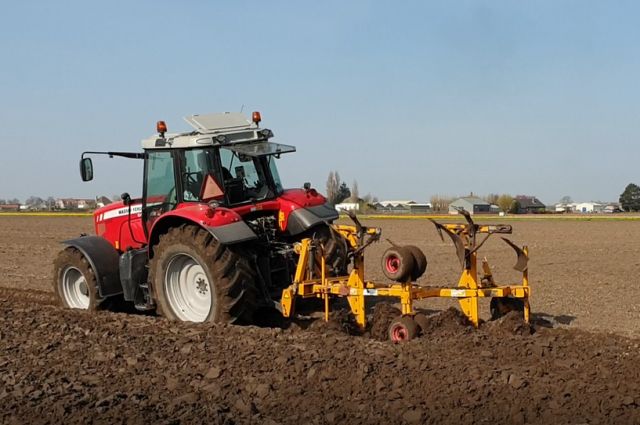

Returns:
149,225,257,324
53,248,105,310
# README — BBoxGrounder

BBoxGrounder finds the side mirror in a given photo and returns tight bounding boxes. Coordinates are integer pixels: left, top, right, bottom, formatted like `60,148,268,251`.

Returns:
80,158,94,182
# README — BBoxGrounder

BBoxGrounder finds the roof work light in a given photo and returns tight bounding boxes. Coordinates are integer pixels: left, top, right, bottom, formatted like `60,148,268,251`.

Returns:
156,121,167,137
252,111,262,125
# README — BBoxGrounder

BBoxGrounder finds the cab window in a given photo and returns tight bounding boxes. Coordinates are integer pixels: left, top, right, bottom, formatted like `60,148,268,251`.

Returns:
145,151,177,219
181,149,215,201
219,148,269,203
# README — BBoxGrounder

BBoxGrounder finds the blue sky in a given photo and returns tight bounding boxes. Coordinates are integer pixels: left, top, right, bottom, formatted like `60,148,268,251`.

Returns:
1,1,638,204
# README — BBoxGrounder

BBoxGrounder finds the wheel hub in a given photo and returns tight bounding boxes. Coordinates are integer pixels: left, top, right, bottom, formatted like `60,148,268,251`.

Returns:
164,254,214,322
60,266,91,309
196,277,208,295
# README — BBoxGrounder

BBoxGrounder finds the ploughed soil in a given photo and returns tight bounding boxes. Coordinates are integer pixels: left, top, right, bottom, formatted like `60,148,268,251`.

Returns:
1,216,640,424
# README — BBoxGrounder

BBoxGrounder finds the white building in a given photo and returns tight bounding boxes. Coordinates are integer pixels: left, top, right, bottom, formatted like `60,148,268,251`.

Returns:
574,202,603,213
555,203,576,213
334,202,359,212
375,200,432,214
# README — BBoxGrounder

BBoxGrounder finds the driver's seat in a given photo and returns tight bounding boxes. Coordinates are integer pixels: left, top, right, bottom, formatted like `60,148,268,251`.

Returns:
224,177,245,204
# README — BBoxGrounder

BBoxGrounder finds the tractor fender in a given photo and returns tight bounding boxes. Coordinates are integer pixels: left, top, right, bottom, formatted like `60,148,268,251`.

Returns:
148,206,258,252
61,235,123,298
205,221,258,244
285,203,339,235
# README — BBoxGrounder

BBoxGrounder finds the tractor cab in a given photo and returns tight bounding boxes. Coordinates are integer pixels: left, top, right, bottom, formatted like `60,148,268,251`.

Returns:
141,112,295,221
79,112,298,237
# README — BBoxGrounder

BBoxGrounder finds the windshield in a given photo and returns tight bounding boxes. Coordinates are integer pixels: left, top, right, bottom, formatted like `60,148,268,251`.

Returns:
178,145,287,205
219,147,271,203
268,156,283,194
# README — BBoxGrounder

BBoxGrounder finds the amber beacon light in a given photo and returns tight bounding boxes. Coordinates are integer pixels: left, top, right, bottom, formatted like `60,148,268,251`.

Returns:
156,120,167,136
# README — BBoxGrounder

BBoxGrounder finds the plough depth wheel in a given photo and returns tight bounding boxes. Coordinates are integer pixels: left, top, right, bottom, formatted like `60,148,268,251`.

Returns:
388,316,418,343
381,246,415,282
404,245,427,281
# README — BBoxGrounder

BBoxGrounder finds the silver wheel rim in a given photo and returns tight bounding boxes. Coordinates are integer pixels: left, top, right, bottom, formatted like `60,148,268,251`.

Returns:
164,253,213,322
61,266,90,309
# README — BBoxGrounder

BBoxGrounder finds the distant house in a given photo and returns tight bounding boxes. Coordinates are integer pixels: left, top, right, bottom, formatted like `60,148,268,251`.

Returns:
574,202,603,213
374,200,414,214
56,198,97,210
0,204,21,212
603,204,622,213
374,200,431,214
334,202,359,213
555,203,576,213
449,197,491,215
515,196,546,214
406,203,431,214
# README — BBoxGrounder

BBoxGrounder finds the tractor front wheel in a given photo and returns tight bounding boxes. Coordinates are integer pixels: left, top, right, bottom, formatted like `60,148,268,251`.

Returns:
53,248,104,310
150,225,257,324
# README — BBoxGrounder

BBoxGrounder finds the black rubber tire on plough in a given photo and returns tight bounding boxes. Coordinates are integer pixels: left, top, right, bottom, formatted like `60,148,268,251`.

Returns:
490,297,525,320
381,247,416,282
388,316,419,343
404,245,427,281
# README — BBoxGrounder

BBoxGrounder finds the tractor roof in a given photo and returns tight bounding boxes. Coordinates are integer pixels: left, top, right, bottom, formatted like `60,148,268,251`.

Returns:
141,112,274,150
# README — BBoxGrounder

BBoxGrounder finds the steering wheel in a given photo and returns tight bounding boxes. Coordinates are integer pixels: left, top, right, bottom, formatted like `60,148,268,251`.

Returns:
162,187,177,212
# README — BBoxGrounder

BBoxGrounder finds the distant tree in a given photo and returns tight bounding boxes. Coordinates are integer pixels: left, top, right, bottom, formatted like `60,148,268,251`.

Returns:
0,199,5,205
325,171,339,205
485,193,499,205
430,194,454,213
46,197,56,210
351,180,360,201
112,194,121,202
25,196,44,207
497,194,513,213
619,183,640,212
8,198,20,205
509,199,521,214
560,195,573,204
336,182,351,204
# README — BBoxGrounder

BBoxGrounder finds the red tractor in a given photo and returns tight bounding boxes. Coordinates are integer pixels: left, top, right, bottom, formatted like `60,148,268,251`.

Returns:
53,112,341,323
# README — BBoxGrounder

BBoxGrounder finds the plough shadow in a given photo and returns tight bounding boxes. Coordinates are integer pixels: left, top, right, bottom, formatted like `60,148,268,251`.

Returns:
531,312,577,328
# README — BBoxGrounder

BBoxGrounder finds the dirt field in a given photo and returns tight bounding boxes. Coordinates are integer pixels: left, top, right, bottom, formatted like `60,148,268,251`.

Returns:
1,216,640,424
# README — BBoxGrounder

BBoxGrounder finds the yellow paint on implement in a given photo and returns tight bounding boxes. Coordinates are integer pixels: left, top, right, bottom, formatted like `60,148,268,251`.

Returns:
280,222,531,330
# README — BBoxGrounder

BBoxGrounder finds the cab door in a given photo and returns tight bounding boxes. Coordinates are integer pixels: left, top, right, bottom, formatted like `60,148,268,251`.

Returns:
143,150,178,231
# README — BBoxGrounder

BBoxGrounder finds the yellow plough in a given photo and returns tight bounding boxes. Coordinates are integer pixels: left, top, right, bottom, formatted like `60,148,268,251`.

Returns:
280,210,531,342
